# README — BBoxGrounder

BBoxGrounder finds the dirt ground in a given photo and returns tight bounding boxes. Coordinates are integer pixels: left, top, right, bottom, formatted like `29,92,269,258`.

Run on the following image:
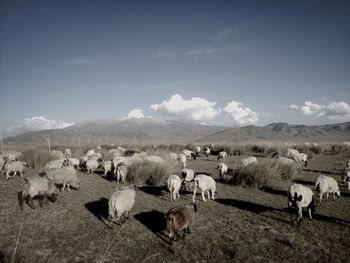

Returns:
1,153,349,262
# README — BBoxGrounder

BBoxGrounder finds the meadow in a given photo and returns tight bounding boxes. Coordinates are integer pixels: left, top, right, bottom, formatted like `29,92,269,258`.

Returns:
0,143,349,262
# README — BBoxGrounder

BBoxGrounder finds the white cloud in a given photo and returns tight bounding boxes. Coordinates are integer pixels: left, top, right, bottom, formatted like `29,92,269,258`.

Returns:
223,101,258,125
293,101,350,121
216,27,238,40
150,94,221,123
290,104,299,110
127,109,145,119
63,58,94,65
150,50,175,59
187,46,239,59
6,116,74,136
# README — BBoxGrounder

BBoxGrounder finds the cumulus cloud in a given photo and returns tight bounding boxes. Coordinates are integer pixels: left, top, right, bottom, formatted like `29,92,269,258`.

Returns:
289,104,299,110
291,101,350,121
150,94,221,123
223,101,258,125
6,116,74,136
127,109,145,119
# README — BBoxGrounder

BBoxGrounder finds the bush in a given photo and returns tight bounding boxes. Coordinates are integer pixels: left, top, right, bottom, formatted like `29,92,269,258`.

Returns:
229,160,297,189
127,160,176,187
22,148,55,169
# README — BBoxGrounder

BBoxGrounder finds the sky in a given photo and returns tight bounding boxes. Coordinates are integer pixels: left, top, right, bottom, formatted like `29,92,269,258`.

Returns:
1,0,350,136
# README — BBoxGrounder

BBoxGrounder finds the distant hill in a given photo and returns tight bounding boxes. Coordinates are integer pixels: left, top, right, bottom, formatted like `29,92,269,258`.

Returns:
4,117,226,145
199,122,350,143
4,119,350,146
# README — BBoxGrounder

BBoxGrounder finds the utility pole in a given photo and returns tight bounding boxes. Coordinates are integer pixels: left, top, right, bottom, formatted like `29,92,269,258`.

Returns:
78,137,81,151
46,134,51,152
106,131,109,145
0,132,3,154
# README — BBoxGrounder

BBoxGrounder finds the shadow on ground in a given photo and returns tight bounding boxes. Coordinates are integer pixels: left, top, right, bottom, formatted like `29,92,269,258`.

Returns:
139,186,166,197
85,198,111,227
134,210,169,243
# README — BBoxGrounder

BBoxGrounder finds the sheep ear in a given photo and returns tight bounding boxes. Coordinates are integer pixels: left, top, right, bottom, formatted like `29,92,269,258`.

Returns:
297,194,303,201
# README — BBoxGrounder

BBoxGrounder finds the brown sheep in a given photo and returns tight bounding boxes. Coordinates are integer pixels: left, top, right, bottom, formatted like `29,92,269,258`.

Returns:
165,203,197,243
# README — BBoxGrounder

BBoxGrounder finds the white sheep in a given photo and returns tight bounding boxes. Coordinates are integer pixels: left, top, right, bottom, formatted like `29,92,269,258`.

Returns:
113,157,130,175
181,168,195,185
165,203,197,243
46,168,81,191
195,146,201,156
167,153,178,161
241,156,258,167
204,148,210,157
44,159,66,174
21,176,58,209
183,150,196,160
315,175,340,202
64,148,72,158
342,168,350,189
286,148,299,157
288,183,316,225
217,151,227,162
108,187,136,224
0,157,5,171
167,174,182,202
86,159,99,174
50,150,64,160
86,149,95,157
67,158,80,169
177,153,186,169
277,157,296,166
4,161,28,179
144,155,164,163
217,162,228,180
192,174,216,202
103,160,113,176
287,149,308,166
1,151,23,161
116,164,128,183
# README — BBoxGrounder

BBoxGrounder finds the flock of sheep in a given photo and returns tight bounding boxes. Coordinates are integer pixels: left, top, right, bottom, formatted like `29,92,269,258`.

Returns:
1,144,350,242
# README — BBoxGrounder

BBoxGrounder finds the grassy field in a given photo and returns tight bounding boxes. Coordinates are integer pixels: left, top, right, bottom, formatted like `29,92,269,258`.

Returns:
1,153,350,262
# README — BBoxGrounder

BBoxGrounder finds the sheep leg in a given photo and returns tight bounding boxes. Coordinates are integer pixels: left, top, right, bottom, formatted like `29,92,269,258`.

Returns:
319,193,323,203
207,190,210,200
62,184,66,191
67,184,70,192
39,196,44,207
192,186,197,203
211,190,215,200
326,192,329,200
201,191,206,202
308,208,312,219
19,171,23,178
27,197,35,209
297,208,303,226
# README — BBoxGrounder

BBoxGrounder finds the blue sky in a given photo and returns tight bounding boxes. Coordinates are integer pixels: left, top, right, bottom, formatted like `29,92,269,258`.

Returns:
1,0,350,136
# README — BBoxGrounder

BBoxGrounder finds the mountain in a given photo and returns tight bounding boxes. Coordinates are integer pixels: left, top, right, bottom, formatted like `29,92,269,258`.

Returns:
199,122,350,143
3,117,226,145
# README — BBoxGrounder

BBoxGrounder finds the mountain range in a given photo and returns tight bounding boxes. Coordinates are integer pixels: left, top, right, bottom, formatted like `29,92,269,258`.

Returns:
4,118,350,145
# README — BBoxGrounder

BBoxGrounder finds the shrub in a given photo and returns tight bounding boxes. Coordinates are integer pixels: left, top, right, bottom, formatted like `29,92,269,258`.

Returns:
127,160,176,187
22,148,55,169
229,160,297,189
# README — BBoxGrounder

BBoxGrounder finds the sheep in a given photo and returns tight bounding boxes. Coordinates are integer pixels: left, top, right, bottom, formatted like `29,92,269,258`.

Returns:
204,148,210,157
46,168,81,191
4,161,28,179
44,159,65,174
241,156,258,167
217,162,228,180
286,148,299,157
21,176,58,209
342,168,350,189
167,175,182,202
209,144,214,151
165,203,197,243
50,150,65,160
183,150,196,160
277,157,296,166
315,175,340,202
144,155,164,163
0,157,5,171
167,153,178,161
217,151,227,162
192,174,216,202
113,157,130,175
177,153,186,169
181,168,195,190
108,187,136,224
347,159,350,168
102,160,113,176
116,165,128,183
86,159,99,174
287,149,308,166
2,151,24,162
67,158,80,169
64,148,72,158
86,149,95,157
287,183,316,225
195,146,201,156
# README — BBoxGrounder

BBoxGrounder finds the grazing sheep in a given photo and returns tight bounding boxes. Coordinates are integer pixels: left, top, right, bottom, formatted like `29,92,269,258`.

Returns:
46,168,80,191
102,160,113,176
67,158,80,169
44,159,65,174
315,175,340,202
288,183,316,225
217,162,228,180
204,148,210,157
165,203,197,243
217,151,227,162
195,146,201,156
50,150,65,160
167,153,178,161
167,175,182,202
116,165,128,183
287,149,308,166
86,149,95,157
4,161,28,179
108,187,136,224
177,154,187,169
0,157,5,171
1,151,23,162
277,157,296,166
183,150,196,160
286,148,299,157
192,174,216,202
64,148,72,158
113,157,130,175
342,168,350,189
144,155,164,163
21,176,58,209
86,159,99,174
241,156,258,167
181,168,195,183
